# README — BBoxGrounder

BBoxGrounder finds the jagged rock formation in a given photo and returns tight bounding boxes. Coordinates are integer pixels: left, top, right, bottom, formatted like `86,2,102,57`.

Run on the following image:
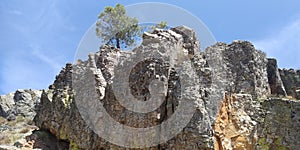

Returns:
204,41,270,121
214,94,260,150
1,26,300,150
279,69,300,99
34,26,215,149
0,89,42,120
267,58,287,96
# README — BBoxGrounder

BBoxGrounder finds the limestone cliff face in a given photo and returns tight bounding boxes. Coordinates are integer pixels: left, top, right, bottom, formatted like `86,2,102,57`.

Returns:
0,26,297,149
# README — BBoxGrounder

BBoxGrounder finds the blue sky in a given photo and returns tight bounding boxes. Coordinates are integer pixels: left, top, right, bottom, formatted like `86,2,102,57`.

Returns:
1,0,300,95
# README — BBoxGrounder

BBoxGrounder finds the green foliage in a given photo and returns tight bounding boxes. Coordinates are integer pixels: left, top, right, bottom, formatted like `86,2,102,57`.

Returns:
148,21,168,32
96,4,141,48
153,21,168,29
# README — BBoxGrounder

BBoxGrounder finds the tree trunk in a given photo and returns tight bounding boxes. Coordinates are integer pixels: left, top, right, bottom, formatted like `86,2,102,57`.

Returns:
116,38,120,48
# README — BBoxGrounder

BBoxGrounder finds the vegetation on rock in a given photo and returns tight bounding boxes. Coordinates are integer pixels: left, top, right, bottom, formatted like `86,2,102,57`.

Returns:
96,4,141,49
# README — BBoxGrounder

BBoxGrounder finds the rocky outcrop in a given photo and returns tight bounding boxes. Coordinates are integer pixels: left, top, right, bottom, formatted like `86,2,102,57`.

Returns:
204,41,270,122
279,69,300,99
0,90,43,149
0,89,42,120
267,58,287,96
34,26,215,149
1,24,299,149
32,26,297,150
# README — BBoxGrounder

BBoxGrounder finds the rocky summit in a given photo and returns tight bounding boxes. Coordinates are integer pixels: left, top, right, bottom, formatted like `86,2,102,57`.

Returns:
1,26,300,150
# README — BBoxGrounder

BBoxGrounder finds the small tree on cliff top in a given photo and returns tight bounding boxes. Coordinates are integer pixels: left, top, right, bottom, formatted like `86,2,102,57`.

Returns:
96,4,141,48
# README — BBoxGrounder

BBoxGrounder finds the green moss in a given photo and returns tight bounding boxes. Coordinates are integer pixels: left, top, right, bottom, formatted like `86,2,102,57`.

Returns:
258,137,289,150
277,146,288,150
257,137,269,150
255,97,267,103
59,129,79,150
274,138,289,150
59,128,68,140
70,140,80,150
258,137,266,144
274,137,281,145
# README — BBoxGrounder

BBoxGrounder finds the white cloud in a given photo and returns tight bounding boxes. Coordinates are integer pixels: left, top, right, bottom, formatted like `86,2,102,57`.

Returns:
30,44,62,72
0,0,68,94
253,15,300,69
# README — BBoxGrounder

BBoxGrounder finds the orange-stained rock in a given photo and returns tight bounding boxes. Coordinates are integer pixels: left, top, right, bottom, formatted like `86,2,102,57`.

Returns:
214,94,257,150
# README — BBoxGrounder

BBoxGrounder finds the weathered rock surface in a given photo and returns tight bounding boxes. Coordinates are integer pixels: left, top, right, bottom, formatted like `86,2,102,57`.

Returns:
214,94,260,150
204,41,270,121
257,98,300,149
267,58,287,96
0,90,47,149
279,68,300,99
0,26,297,149
34,26,216,149
0,89,42,119
0,115,39,150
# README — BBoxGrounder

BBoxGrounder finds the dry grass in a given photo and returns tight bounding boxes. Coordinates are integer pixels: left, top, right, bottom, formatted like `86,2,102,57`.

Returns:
19,127,30,134
0,135,12,145
0,115,36,145
6,116,27,126
0,133,23,145
16,115,25,123
0,116,6,124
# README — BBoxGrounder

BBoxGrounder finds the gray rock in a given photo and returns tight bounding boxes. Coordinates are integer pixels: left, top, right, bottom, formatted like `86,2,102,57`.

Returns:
279,68,300,99
14,89,32,102
203,41,271,120
0,89,42,119
6,114,16,121
35,26,214,149
267,58,287,96
13,140,23,148
257,98,300,149
32,26,300,149
0,92,15,118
